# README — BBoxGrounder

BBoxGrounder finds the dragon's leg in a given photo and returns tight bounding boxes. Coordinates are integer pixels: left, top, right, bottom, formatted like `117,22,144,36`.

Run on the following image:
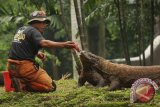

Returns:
107,76,120,91
96,78,106,88
78,76,86,87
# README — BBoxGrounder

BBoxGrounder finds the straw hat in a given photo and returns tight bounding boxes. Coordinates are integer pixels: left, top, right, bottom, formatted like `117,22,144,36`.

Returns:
28,11,50,24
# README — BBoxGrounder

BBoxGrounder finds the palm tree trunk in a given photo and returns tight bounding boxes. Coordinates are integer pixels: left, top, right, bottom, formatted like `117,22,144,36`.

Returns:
140,0,146,66
71,0,82,80
121,0,130,65
59,0,71,40
73,0,88,50
97,16,106,57
136,0,142,65
80,0,89,50
115,0,131,65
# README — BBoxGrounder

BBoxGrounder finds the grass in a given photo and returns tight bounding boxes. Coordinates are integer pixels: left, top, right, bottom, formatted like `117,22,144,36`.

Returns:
0,79,160,107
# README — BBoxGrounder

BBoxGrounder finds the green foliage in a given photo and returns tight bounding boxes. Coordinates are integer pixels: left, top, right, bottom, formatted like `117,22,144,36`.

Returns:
0,33,14,71
83,0,160,59
0,0,71,75
0,79,159,107
35,50,61,68
0,0,37,71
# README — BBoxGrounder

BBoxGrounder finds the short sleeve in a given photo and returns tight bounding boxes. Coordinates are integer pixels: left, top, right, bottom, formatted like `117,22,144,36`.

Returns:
30,28,45,46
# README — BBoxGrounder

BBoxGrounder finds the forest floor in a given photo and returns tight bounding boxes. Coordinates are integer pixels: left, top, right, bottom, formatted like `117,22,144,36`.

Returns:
0,79,160,107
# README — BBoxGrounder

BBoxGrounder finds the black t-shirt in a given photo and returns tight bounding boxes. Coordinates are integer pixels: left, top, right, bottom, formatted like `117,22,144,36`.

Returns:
8,26,44,61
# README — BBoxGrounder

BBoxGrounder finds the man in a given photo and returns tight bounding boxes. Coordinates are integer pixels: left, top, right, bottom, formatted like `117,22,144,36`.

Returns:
7,11,79,92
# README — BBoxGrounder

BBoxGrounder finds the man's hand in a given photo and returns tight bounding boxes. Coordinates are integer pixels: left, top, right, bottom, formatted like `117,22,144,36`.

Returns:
64,41,80,52
64,41,76,48
37,51,46,61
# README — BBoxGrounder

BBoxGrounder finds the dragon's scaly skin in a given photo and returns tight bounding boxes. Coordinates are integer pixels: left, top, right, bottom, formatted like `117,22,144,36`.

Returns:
80,51,160,91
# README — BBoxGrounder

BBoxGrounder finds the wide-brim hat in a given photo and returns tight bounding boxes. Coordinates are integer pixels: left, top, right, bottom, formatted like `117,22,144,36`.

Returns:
28,11,50,24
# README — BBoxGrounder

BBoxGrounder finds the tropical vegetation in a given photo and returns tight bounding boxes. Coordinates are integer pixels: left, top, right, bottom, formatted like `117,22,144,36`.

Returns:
0,0,160,106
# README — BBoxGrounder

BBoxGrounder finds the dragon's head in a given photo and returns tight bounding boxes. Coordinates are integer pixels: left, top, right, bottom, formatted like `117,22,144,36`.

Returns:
80,51,100,65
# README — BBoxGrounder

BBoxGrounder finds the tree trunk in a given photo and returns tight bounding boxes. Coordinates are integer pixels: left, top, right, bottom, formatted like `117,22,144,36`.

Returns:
150,0,155,65
59,0,71,40
43,49,59,80
136,0,142,65
88,16,106,57
154,16,160,36
97,16,106,57
121,0,131,65
80,0,89,50
115,0,131,65
73,0,88,50
140,0,146,65
71,0,82,80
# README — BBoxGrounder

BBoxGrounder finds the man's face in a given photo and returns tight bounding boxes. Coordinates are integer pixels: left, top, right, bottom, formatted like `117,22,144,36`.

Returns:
35,22,48,33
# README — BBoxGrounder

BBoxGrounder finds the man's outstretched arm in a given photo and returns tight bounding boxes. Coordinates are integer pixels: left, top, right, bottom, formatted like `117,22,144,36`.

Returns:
39,40,76,49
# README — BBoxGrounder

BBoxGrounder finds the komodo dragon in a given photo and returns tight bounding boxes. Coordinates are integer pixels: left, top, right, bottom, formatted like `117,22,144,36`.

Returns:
80,51,160,91
72,50,108,88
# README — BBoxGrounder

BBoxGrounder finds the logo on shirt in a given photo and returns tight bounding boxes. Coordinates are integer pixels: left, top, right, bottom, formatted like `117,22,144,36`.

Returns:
13,29,26,43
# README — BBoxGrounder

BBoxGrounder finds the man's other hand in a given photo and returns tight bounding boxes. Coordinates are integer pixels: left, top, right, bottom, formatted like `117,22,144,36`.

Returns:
37,51,46,61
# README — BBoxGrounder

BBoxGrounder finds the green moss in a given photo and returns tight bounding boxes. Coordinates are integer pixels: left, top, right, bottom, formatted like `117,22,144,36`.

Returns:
0,79,159,107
